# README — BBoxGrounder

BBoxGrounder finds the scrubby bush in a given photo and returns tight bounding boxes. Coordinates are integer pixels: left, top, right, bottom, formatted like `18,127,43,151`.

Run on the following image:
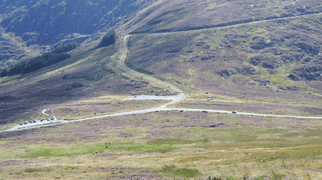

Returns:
0,52,70,77
98,30,117,48
53,41,79,54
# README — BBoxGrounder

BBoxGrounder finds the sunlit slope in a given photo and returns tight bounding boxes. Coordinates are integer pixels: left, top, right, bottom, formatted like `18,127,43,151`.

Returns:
125,13,322,116
120,0,322,34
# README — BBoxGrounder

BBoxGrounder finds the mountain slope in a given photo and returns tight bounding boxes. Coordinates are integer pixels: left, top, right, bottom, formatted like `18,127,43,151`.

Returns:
1,1,322,179
123,1,322,116
120,0,322,34
0,0,156,64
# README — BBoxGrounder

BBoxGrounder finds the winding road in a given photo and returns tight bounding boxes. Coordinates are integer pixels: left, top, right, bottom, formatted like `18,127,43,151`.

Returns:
2,36,322,133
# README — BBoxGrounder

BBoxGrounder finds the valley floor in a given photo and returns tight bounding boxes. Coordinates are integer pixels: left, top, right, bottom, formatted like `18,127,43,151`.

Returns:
1,111,322,179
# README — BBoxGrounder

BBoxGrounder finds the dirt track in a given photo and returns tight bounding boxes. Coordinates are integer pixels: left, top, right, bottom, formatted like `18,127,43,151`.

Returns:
2,36,322,133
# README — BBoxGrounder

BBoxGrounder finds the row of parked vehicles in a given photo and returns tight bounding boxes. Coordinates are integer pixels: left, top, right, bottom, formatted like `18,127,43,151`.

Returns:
19,117,55,125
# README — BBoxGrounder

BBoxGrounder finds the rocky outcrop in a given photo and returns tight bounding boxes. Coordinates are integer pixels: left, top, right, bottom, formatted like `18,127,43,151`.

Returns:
289,66,322,81
236,66,256,75
250,37,274,50
250,55,279,69
279,86,299,91
217,69,235,78
296,42,320,55
287,74,299,81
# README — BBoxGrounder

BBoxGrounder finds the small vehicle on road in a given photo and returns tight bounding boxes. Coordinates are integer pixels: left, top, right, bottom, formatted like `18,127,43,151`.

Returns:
232,111,237,114
19,123,23,125
33,120,37,123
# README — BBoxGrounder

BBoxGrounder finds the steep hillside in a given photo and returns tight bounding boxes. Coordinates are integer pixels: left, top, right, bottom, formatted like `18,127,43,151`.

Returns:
0,36,170,126
126,13,322,116
0,0,156,65
120,0,322,34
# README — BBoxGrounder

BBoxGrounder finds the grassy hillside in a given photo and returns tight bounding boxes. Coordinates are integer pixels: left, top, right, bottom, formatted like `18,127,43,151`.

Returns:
1,0,322,179
126,13,322,116
0,36,170,127
120,0,322,34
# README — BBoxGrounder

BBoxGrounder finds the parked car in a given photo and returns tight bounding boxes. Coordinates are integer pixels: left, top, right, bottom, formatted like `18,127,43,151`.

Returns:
29,120,33,123
24,121,28,124
19,123,23,125
47,119,50,121
40,119,44,122
33,120,37,123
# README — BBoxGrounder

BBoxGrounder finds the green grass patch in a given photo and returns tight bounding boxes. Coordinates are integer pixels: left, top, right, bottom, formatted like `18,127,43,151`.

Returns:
253,176,270,180
64,166,78,170
24,167,52,173
245,145,322,162
230,134,258,142
148,138,194,145
109,141,175,153
23,141,176,158
161,165,201,178
25,144,100,158
280,130,322,138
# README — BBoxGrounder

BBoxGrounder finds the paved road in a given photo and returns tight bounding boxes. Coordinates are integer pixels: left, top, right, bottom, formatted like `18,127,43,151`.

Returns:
2,36,322,133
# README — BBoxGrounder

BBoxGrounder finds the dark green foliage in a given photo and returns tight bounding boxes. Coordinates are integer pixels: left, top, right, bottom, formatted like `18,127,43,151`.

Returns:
98,30,117,48
0,42,79,77
53,41,79,54
0,52,70,77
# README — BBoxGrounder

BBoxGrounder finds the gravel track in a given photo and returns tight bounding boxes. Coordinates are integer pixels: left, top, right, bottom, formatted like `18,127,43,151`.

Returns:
2,36,321,133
